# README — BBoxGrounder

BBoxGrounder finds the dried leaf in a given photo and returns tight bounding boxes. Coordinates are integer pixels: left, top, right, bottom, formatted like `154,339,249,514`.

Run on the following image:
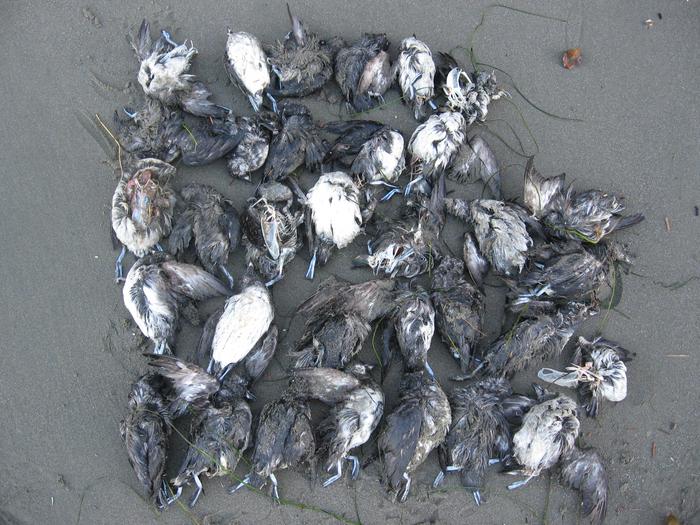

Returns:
562,48,582,70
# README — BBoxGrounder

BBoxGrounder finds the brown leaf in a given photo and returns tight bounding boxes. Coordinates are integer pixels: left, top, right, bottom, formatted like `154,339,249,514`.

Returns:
562,48,582,70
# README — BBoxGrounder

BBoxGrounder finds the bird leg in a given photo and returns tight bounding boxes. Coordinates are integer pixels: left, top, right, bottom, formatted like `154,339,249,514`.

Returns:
114,245,127,282
381,187,402,201
229,474,250,494
122,107,137,119
433,464,462,487
206,358,215,374
507,475,534,490
472,489,482,506
399,472,412,503
424,361,436,378
188,474,204,508
162,480,182,506
219,264,235,290
347,455,360,480
403,176,423,196
266,92,279,113
265,272,285,287
154,340,166,355
160,30,179,47
322,460,343,487
269,473,280,502
450,361,485,381
427,99,438,110
247,94,260,112
305,247,318,280
217,363,235,382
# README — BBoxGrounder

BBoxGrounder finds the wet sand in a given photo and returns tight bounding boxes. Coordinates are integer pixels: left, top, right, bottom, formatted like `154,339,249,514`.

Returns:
0,1,698,524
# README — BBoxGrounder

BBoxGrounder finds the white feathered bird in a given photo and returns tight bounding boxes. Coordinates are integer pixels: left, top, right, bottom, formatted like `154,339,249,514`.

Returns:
304,172,363,279
132,20,228,118
538,336,632,417
123,253,229,354
394,37,436,120
205,269,274,372
509,392,580,489
406,111,465,194
352,128,406,185
111,158,177,281
225,30,274,112
445,198,533,277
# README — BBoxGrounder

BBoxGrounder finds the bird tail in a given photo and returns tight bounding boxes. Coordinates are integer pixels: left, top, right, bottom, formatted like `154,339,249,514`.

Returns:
350,94,376,113
613,213,644,232
352,254,371,268
180,82,230,119
290,341,322,369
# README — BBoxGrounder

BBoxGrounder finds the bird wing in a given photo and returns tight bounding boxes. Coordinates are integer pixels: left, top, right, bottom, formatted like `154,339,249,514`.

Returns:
168,209,194,257
523,158,565,217
378,397,422,490
265,118,305,180
219,199,242,251
281,402,315,469
444,198,472,223
162,260,229,300
179,81,229,119
470,136,501,199
180,129,245,166
289,367,362,404
560,448,608,525
131,19,153,61
242,324,278,383
123,408,168,502
195,307,223,364
146,354,219,415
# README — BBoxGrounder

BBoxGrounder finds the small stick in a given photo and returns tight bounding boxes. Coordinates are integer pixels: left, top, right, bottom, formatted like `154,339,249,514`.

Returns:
664,217,671,232
94,113,124,177
651,442,657,457
665,354,689,358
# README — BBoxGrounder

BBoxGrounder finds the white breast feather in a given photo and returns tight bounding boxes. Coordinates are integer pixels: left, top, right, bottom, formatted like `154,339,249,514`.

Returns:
123,272,174,340
376,131,405,182
409,113,464,173
211,284,274,367
397,37,435,101
307,172,362,249
346,388,384,449
226,32,270,97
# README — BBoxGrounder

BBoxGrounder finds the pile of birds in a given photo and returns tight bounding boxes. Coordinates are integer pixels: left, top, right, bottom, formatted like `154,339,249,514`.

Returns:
107,11,645,524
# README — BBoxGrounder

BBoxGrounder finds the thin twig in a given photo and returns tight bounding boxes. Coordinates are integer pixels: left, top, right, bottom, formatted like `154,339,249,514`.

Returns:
94,113,124,177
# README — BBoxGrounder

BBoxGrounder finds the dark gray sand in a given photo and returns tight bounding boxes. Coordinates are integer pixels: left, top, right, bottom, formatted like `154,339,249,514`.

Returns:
1,1,698,524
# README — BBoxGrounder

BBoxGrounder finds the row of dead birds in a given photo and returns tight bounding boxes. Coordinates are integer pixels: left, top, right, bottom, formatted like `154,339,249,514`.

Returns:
110,10,645,524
